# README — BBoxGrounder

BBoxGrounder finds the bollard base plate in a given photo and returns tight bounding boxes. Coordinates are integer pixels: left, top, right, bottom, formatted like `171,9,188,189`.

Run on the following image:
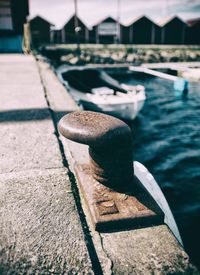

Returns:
75,164,164,232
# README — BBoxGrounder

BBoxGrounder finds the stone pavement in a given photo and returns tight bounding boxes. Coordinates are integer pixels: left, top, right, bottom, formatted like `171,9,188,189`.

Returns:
0,54,199,274
0,54,93,274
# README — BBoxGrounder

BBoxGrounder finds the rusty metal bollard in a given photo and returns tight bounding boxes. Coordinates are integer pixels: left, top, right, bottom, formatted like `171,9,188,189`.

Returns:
58,111,163,231
58,111,134,188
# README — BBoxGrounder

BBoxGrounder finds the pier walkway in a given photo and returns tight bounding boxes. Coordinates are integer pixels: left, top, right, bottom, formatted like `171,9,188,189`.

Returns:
0,54,93,274
0,54,198,274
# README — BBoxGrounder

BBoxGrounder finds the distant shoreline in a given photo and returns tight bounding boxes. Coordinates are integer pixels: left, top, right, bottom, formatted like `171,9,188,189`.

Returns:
40,44,200,66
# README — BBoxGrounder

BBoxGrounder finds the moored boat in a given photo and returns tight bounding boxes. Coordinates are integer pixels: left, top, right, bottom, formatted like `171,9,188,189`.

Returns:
57,66,146,120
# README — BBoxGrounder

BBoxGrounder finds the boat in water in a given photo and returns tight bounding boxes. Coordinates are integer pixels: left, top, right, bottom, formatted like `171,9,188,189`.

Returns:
57,66,146,120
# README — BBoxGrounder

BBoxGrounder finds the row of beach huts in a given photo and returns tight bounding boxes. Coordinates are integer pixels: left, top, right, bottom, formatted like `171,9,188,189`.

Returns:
29,14,200,46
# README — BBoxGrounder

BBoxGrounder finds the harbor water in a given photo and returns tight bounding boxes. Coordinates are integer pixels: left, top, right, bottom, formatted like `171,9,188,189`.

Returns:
114,73,200,267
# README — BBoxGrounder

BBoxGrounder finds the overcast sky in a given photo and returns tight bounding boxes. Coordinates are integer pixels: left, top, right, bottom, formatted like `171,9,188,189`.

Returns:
29,0,200,29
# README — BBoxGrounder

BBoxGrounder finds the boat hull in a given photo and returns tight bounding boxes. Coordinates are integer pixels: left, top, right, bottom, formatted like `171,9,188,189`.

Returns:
57,66,146,121
79,98,145,121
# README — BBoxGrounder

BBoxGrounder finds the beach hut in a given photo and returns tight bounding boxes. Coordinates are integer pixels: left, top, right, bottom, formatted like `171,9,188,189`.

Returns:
122,16,157,44
61,14,89,44
92,16,119,44
0,0,29,52
186,18,200,45
158,16,187,44
29,16,54,47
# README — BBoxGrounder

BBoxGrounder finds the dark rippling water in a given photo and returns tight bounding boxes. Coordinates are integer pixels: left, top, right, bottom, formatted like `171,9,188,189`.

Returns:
114,73,200,267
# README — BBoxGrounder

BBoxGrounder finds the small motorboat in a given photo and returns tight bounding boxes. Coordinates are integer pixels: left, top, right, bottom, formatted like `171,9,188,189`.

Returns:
57,66,146,120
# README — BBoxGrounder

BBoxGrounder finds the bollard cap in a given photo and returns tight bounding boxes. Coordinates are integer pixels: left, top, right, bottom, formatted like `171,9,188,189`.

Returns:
58,111,133,148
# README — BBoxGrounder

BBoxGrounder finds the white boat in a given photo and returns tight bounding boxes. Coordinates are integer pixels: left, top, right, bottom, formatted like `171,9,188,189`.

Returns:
57,67,146,121
134,161,183,246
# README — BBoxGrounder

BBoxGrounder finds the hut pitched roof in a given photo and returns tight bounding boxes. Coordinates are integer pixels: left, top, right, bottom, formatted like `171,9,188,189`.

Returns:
92,16,117,27
156,15,186,27
29,15,54,26
122,15,155,27
61,14,90,30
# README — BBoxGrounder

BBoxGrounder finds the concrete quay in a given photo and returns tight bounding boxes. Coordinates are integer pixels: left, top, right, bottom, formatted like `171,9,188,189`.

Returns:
0,54,199,274
0,54,93,274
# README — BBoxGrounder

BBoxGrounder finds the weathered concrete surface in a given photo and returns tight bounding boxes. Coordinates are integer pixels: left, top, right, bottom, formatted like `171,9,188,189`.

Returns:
39,59,200,274
101,226,198,274
0,55,62,173
0,120,63,173
0,169,92,274
0,54,93,274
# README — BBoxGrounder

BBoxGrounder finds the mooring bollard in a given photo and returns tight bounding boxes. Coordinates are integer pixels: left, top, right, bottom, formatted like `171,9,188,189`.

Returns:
58,111,163,231
58,111,134,188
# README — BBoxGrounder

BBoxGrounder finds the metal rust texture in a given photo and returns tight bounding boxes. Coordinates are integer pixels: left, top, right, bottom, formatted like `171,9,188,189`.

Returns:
75,164,164,231
58,111,164,231
58,111,134,187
